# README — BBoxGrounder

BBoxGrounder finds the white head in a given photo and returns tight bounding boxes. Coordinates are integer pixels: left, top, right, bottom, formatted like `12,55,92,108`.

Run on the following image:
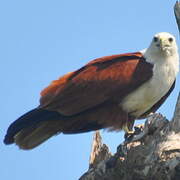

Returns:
144,32,179,59
143,32,179,76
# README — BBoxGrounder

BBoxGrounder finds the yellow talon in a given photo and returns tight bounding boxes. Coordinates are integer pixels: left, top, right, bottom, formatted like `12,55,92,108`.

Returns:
122,125,134,134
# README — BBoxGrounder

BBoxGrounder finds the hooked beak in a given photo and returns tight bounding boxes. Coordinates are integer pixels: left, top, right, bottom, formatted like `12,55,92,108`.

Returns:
159,38,170,51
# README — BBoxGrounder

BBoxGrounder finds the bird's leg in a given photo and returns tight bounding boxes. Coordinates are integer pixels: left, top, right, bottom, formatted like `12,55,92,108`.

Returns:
123,124,144,141
123,125,134,134
122,113,135,139
123,125,134,140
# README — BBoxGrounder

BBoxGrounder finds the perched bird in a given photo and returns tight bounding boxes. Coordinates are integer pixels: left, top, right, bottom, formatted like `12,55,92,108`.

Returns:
4,32,179,150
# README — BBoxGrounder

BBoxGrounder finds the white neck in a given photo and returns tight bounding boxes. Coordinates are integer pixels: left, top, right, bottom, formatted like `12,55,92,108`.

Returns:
141,48,179,77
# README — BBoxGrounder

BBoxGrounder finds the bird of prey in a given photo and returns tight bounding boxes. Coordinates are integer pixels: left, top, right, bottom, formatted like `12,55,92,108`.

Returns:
4,32,179,150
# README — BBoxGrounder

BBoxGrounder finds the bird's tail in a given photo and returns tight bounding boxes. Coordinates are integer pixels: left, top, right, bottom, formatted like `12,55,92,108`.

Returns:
4,108,67,150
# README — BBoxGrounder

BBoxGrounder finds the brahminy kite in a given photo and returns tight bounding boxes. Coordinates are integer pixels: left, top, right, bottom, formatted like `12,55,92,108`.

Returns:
4,32,179,149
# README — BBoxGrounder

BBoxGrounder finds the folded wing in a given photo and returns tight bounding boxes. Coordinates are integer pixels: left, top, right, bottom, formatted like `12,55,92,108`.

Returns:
40,52,153,116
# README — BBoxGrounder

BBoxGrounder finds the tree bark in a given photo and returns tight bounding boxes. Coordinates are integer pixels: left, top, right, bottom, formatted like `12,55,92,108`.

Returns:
79,2,180,180
174,1,180,33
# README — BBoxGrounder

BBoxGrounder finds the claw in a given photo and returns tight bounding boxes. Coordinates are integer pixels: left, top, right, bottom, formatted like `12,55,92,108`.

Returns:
123,124,144,142
123,125,134,140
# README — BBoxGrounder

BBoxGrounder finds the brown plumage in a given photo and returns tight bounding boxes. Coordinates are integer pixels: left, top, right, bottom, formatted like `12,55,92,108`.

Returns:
4,48,176,149
40,52,153,115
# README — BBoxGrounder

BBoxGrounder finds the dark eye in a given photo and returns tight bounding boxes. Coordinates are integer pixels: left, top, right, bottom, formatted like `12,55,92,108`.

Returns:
168,37,173,42
153,37,158,42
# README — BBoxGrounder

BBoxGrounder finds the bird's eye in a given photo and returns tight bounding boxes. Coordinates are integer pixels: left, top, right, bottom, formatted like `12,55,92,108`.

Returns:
168,37,173,43
153,37,158,42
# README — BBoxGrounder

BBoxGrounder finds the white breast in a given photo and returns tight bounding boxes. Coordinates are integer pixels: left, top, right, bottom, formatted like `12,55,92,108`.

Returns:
121,55,179,117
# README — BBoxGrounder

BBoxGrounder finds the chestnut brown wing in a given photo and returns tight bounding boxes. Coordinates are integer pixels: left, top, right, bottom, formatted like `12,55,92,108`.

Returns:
39,52,153,116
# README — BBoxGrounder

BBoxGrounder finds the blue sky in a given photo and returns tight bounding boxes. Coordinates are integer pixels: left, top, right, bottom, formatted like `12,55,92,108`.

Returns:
1,0,179,179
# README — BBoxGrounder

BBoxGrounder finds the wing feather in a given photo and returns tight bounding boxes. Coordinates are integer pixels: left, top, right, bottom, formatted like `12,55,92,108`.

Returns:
39,52,153,115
